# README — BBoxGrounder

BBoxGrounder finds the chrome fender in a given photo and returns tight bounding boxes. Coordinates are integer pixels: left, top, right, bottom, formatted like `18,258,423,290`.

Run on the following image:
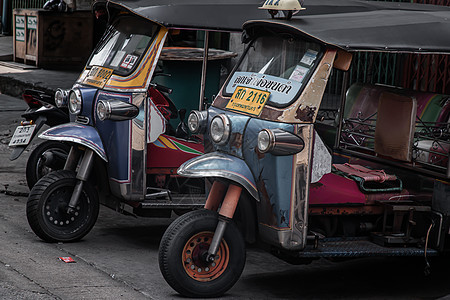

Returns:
178,152,259,201
39,123,107,162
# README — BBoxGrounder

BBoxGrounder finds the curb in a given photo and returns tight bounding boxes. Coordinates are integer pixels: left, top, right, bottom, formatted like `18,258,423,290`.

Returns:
0,74,56,98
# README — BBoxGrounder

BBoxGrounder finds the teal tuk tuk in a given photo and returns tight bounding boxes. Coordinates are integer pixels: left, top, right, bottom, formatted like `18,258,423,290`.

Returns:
158,0,450,297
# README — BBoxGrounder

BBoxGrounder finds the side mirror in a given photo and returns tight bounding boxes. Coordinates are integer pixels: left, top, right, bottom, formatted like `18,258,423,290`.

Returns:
333,50,353,71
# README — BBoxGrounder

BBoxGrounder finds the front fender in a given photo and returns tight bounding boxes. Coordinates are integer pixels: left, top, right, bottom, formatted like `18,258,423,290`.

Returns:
39,123,107,162
178,152,259,201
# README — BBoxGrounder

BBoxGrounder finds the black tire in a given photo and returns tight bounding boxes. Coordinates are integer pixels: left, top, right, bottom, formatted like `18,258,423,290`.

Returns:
26,141,70,189
159,209,246,298
26,170,99,242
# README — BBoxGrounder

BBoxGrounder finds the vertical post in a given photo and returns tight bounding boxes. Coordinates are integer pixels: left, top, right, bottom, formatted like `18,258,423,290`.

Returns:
2,0,11,35
446,150,450,179
335,71,350,149
199,30,209,111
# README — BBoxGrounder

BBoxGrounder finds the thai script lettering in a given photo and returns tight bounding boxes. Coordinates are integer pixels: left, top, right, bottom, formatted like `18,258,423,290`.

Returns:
233,75,292,95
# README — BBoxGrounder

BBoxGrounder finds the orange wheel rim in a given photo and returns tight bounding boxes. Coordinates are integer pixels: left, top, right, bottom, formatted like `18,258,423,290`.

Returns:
182,231,230,282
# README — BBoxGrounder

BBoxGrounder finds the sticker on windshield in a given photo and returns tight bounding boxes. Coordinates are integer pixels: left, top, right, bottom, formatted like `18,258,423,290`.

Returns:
226,86,270,116
300,49,318,66
120,54,138,69
289,65,309,83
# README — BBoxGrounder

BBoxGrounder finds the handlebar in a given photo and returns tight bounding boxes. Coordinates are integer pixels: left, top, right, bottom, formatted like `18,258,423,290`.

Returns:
150,82,173,94
153,72,171,78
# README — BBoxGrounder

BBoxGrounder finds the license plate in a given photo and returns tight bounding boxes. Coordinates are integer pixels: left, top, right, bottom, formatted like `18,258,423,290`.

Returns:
226,86,270,116
9,124,36,146
82,66,113,89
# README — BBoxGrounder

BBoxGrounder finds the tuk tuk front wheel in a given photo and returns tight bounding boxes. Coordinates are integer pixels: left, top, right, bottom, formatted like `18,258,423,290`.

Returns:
26,170,99,242
159,209,246,298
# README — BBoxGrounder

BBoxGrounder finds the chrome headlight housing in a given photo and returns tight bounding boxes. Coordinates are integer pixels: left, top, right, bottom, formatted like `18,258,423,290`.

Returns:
97,101,109,121
54,89,69,108
257,128,304,156
187,110,207,134
210,114,230,145
96,99,139,121
257,129,273,153
68,89,82,115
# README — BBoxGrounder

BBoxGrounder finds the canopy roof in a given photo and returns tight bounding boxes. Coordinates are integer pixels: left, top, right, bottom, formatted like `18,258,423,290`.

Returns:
94,0,450,53
93,0,267,31
244,5,450,54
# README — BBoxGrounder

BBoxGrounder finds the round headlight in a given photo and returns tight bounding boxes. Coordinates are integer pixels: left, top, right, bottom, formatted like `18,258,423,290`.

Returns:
68,89,82,115
54,89,68,108
96,101,109,121
210,114,230,145
257,129,273,153
188,112,199,133
187,110,207,134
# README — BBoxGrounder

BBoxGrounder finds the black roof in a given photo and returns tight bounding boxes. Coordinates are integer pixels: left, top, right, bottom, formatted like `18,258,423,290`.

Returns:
244,6,450,53
94,0,450,53
93,0,267,31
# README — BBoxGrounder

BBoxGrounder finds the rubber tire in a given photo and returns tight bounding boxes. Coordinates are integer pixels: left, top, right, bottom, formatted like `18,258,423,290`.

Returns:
26,170,99,243
26,140,70,189
159,209,246,298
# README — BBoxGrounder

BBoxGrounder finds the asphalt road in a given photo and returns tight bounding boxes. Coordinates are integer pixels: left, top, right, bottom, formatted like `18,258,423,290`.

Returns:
1,93,450,299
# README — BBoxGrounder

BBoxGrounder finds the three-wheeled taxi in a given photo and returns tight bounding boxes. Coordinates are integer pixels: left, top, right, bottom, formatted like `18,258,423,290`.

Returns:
25,0,268,243
158,0,450,297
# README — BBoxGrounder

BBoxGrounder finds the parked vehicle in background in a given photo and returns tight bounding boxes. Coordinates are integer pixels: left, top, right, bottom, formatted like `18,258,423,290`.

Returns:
9,89,70,189
24,0,268,243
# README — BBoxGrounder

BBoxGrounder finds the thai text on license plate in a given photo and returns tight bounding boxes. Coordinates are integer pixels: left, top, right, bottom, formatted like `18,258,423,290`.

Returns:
9,124,36,146
226,86,270,116
83,66,113,89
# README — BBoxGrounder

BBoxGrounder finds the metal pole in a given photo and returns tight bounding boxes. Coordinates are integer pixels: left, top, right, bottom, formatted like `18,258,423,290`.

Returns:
335,71,350,149
199,30,209,111
2,0,11,35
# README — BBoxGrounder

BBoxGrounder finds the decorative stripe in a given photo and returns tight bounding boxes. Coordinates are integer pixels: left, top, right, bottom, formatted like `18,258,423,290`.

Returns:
171,139,203,155
159,135,177,150
153,138,166,148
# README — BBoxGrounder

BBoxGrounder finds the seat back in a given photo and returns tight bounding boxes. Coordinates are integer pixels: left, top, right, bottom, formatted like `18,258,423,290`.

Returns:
374,92,417,162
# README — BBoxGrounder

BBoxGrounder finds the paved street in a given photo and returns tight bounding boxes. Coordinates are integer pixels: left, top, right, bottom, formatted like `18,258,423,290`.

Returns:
1,93,450,299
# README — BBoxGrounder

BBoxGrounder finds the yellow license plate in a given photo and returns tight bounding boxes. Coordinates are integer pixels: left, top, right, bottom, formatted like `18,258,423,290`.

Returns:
226,86,270,116
83,66,113,88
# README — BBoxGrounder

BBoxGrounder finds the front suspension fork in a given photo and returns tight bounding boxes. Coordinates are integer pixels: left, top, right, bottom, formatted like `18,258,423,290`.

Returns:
205,181,242,262
65,147,95,214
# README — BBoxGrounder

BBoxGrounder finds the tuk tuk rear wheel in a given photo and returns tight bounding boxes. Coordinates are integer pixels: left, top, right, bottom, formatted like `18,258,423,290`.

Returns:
159,209,246,298
26,170,99,242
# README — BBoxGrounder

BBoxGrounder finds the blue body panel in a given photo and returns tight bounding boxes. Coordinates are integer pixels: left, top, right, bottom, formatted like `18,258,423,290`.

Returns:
207,107,250,159
94,91,134,183
73,88,98,124
243,118,296,228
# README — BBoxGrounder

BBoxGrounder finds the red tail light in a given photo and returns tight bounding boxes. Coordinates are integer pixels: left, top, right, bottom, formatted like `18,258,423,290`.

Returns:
22,93,41,108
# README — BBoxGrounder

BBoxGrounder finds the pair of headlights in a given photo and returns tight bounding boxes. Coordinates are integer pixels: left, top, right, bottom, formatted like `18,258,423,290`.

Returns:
55,88,81,115
188,111,230,145
187,110,304,155
55,88,138,121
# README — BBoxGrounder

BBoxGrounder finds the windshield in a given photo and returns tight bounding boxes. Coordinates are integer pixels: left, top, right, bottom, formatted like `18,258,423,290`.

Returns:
88,16,159,76
225,35,322,107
